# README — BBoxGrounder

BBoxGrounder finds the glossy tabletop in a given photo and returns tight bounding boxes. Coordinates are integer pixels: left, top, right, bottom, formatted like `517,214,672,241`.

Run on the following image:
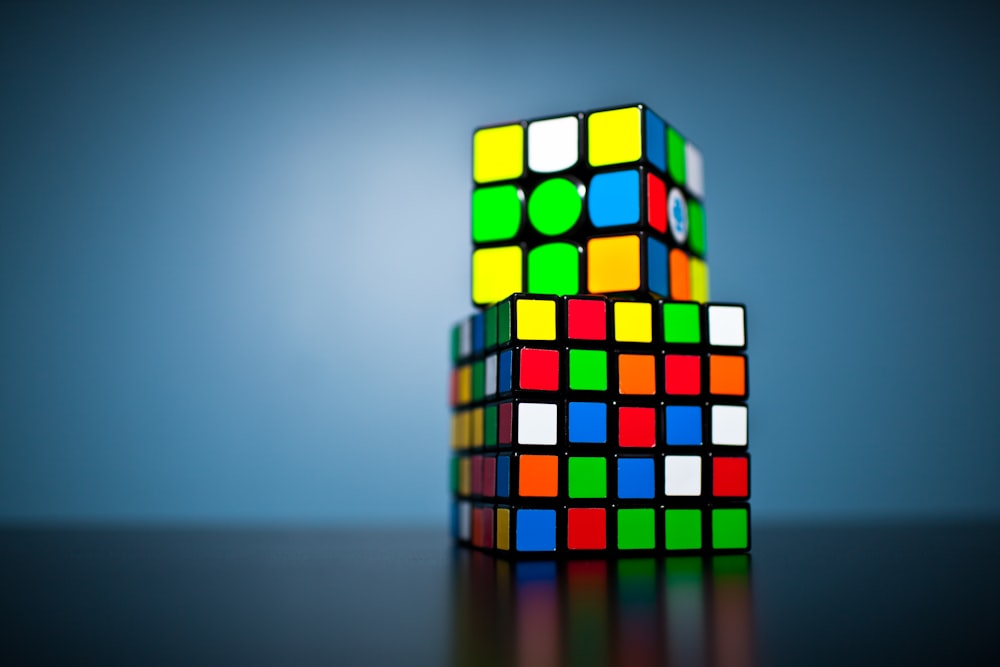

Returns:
2,521,998,666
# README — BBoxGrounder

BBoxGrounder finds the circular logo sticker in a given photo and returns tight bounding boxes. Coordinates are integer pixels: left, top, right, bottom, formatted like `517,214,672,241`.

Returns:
667,188,688,244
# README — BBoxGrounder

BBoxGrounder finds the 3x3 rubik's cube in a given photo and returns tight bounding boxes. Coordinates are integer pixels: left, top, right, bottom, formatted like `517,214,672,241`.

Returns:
450,104,750,556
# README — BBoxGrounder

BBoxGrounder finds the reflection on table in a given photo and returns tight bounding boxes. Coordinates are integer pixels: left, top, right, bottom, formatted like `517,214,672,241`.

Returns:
451,551,754,667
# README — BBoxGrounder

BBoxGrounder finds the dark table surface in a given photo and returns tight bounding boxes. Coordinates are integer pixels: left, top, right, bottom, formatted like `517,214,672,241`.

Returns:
1,520,998,666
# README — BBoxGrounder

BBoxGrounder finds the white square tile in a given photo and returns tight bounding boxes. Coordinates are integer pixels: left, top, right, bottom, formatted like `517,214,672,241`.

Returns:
528,116,579,173
711,405,748,446
665,455,701,496
484,354,498,397
708,305,746,347
518,402,558,445
458,501,471,541
459,319,472,358
685,142,704,198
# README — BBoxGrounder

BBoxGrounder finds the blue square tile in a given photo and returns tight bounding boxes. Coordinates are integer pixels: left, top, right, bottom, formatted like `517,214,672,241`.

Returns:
499,350,513,393
647,236,667,296
568,401,607,443
588,170,640,227
516,509,556,551
665,405,703,445
618,458,655,498
645,109,666,172
496,456,510,498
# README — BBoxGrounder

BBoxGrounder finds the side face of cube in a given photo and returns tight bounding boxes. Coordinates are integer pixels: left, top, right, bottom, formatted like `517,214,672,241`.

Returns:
449,295,750,556
470,105,709,307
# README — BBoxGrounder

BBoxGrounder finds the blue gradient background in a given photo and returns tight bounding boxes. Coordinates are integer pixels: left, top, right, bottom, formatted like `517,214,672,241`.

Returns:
2,1,998,524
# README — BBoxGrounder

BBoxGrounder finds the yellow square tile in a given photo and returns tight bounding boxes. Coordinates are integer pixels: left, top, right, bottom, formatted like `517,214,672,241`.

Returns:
515,298,556,340
614,301,653,343
473,124,524,184
587,107,642,167
690,257,710,303
450,413,462,449
457,365,471,405
472,246,523,306
497,508,510,550
471,407,484,448
587,235,640,294
459,458,471,495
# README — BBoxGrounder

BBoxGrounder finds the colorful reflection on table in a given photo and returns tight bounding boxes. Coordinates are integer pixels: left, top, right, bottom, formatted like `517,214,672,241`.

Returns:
451,552,754,667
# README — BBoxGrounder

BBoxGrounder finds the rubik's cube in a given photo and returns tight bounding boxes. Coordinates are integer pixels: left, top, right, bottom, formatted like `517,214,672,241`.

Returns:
471,104,707,306
450,103,750,556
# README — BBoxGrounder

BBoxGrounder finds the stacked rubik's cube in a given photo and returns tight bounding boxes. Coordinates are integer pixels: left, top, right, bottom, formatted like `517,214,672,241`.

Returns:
449,104,750,556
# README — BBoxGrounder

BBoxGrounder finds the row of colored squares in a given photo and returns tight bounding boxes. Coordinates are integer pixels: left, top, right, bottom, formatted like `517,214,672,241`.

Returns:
452,454,749,499
454,505,749,552
473,105,704,202
452,298,746,361
473,170,705,254
450,350,748,406
472,236,706,306
450,402,748,448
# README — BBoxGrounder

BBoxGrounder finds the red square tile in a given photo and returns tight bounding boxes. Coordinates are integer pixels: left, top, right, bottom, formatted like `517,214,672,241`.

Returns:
482,457,496,498
567,298,607,340
713,457,749,497
647,172,667,234
665,354,701,395
619,406,657,447
499,402,513,444
519,348,560,391
568,508,606,550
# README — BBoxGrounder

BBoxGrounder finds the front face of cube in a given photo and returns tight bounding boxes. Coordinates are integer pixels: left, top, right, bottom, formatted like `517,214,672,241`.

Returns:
470,105,709,307
449,295,749,556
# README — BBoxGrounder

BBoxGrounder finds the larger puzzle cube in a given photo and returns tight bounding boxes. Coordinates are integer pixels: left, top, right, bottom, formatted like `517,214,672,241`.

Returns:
449,294,750,556
471,104,709,307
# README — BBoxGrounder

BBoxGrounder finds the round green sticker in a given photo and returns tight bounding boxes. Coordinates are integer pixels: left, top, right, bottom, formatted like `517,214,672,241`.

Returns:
527,177,583,236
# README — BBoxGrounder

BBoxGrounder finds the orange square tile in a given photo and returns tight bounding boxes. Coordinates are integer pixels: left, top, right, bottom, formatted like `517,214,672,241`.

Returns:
709,355,747,396
618,354,656,395
669,248,690,300
519,455,559,497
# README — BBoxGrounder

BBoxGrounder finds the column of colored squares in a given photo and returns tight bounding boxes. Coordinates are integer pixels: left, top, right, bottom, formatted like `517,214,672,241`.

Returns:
471,104,708,307
449,294,750,555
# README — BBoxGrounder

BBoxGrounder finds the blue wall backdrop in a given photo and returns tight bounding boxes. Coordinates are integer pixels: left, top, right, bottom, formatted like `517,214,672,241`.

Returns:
2,0,999,523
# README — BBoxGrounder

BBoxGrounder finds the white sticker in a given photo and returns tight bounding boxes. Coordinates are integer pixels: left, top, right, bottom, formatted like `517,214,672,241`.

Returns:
527,116,579,173
665,455,702,496
458,501,471,541
711,405,748,446
517,402,558,445
708,305,746,347
685,143,704,199
667,187,689,245
484,354,498,397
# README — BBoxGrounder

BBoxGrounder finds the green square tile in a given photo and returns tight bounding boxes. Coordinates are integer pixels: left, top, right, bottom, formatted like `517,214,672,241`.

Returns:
472,185,522,243
449,457,459,493
667,126,686,185
451,324,461,363
471,360,485,402
712,508,749,550
688,201,706,257
484,306,498,350
662,302,701,344
527,242,580,296
617,509,655,550
568,457,607,498
665,509,702,550
484,405,498,447
569,349,608,390
498,300,512,345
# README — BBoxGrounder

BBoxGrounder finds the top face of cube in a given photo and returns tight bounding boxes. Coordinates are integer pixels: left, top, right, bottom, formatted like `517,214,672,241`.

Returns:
472,104,704,200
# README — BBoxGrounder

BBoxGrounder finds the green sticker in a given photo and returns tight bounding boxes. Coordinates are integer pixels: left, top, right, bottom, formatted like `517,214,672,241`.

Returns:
712,508,748,549
665,509,702,550
569,457,607,498
528,178,583,236
472,185,522,243
662,302,701,344
667,127,686,185
569,349,607,390
618,509,655,549
688,201,706,257
528,243,579,296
